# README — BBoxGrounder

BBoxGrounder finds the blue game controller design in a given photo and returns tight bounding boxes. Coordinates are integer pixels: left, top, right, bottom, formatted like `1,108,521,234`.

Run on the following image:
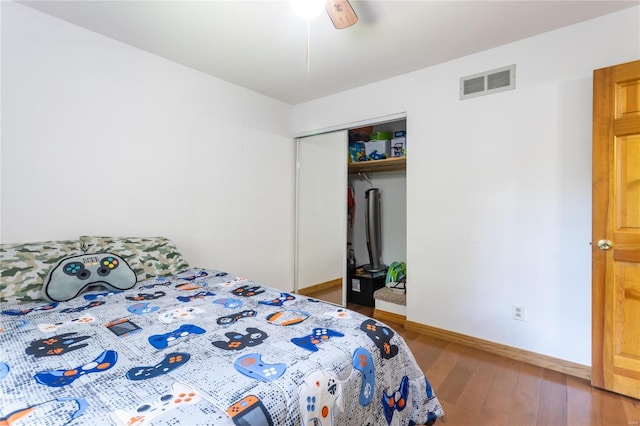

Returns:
291,328,344,352
43,253,136,302
83,290,123,301
127,302,160,315
212,298,243,309
231,285,265,297
360,319,398,359
352,347,375,406
0,362,9,380
212,327,268,350
140,281,172,289
381,375,409,425
60,300,105,313
234,353,286,382
25,332,91,357
2,302,58,316
216,310,257,326
258,292,296,307
126,352,190,380
34,350,118,387
148,324,206,350
180,270,209,281
176,291,216,302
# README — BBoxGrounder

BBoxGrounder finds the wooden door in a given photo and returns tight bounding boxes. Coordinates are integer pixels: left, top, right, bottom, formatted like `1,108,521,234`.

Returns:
295,131,348,306
592,59,640,399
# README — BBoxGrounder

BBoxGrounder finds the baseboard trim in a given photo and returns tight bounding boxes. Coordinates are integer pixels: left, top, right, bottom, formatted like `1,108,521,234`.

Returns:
404,320,592,381
296,278,342,296
373,309,406,325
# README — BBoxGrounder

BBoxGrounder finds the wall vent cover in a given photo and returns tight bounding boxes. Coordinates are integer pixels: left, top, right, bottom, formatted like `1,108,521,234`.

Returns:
460,64,516,100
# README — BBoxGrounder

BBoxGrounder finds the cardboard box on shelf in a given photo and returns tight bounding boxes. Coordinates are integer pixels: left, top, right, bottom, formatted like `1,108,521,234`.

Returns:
364,139,391,158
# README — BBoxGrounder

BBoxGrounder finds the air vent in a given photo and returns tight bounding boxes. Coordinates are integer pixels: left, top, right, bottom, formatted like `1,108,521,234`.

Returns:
460,64,516,100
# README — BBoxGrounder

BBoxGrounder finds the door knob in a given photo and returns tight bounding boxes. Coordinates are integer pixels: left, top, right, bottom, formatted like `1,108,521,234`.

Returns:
597,239,613,250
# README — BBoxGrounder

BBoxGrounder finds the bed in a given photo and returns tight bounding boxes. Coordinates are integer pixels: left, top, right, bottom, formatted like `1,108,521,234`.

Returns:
0,236,444,425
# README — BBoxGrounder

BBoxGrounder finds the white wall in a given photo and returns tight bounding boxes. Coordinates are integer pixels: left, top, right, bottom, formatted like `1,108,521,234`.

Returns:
0,2,295,291
293,7,640,365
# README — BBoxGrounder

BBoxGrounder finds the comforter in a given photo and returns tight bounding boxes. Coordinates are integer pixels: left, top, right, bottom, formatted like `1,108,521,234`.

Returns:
0,268,443,425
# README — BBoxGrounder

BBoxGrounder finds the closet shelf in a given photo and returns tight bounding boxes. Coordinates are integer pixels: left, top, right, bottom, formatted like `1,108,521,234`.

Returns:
348,156,406,173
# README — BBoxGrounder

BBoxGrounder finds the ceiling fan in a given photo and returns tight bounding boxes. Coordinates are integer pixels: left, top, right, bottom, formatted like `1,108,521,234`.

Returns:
291,0,358,29
325,0,358,29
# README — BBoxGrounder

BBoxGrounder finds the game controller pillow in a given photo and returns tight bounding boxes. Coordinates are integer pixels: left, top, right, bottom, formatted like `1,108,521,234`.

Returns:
41,253,137,302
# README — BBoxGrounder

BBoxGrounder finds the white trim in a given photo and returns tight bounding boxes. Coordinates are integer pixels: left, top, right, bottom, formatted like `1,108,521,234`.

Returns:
293,112,407,138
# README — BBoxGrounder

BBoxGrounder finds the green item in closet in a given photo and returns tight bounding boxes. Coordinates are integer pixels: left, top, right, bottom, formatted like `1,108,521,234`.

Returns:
370,131,391,141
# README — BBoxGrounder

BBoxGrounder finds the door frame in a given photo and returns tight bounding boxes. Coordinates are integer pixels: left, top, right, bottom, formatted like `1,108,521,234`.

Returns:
293,112,408,307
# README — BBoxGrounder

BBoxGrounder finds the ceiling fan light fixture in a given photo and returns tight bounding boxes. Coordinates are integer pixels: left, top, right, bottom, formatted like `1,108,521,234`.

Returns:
291,0,326,20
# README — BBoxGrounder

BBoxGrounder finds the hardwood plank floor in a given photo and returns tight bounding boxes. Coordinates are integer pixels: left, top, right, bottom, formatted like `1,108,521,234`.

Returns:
309,286,640,425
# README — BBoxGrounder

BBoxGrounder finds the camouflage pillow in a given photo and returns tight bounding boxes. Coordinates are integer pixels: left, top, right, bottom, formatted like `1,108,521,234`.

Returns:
79,236,190,282
0,240,84,304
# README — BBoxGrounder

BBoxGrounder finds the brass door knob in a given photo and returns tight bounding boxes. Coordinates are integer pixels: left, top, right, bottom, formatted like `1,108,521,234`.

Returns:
597,239,613,250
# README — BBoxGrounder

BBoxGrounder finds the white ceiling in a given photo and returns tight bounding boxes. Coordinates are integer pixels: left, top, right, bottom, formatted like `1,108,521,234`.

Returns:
19,0,640,105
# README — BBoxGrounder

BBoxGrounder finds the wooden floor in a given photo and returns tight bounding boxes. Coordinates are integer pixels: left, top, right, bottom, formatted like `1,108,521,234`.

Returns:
310,286,640,426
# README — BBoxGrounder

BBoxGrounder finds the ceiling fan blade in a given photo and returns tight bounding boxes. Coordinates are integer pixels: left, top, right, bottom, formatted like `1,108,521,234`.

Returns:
326,0,358,29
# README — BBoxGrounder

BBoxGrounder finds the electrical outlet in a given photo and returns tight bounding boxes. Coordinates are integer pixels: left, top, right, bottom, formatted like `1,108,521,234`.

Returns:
512,305,524,321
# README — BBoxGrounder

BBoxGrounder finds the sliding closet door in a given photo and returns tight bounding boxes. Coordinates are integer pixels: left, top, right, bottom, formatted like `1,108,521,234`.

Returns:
296,131,347,305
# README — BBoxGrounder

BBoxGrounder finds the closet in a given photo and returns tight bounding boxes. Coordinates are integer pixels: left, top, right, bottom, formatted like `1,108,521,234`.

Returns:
295,118,407,307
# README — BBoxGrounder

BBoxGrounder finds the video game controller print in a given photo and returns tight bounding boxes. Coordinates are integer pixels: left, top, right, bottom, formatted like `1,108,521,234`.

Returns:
265,310,310,326
0,362,9,380
258,292,295,307
234,353,286,382
158,307,205,324
25,332,91,357
2,302,58,316
148,324,206,350
231,285,265,297
127,302,160,315
179,270,209,281
175,271,209,291
37,314,95,333
219,277,247,288
60,301,105,313
227,395,274,426
381,376,409,425
0,396,88,425
352,347,375,406
325,308,351,320
109,382,200,426
125,291,166,301
360,319,398,359
212,327,268,350
298,369,344,426
140,281,172,290
176,291,216,302
291,328,344,352
212,298,243,309
126,352,190,381
216,310,257,326
84,290,123,301
34,350,117,387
